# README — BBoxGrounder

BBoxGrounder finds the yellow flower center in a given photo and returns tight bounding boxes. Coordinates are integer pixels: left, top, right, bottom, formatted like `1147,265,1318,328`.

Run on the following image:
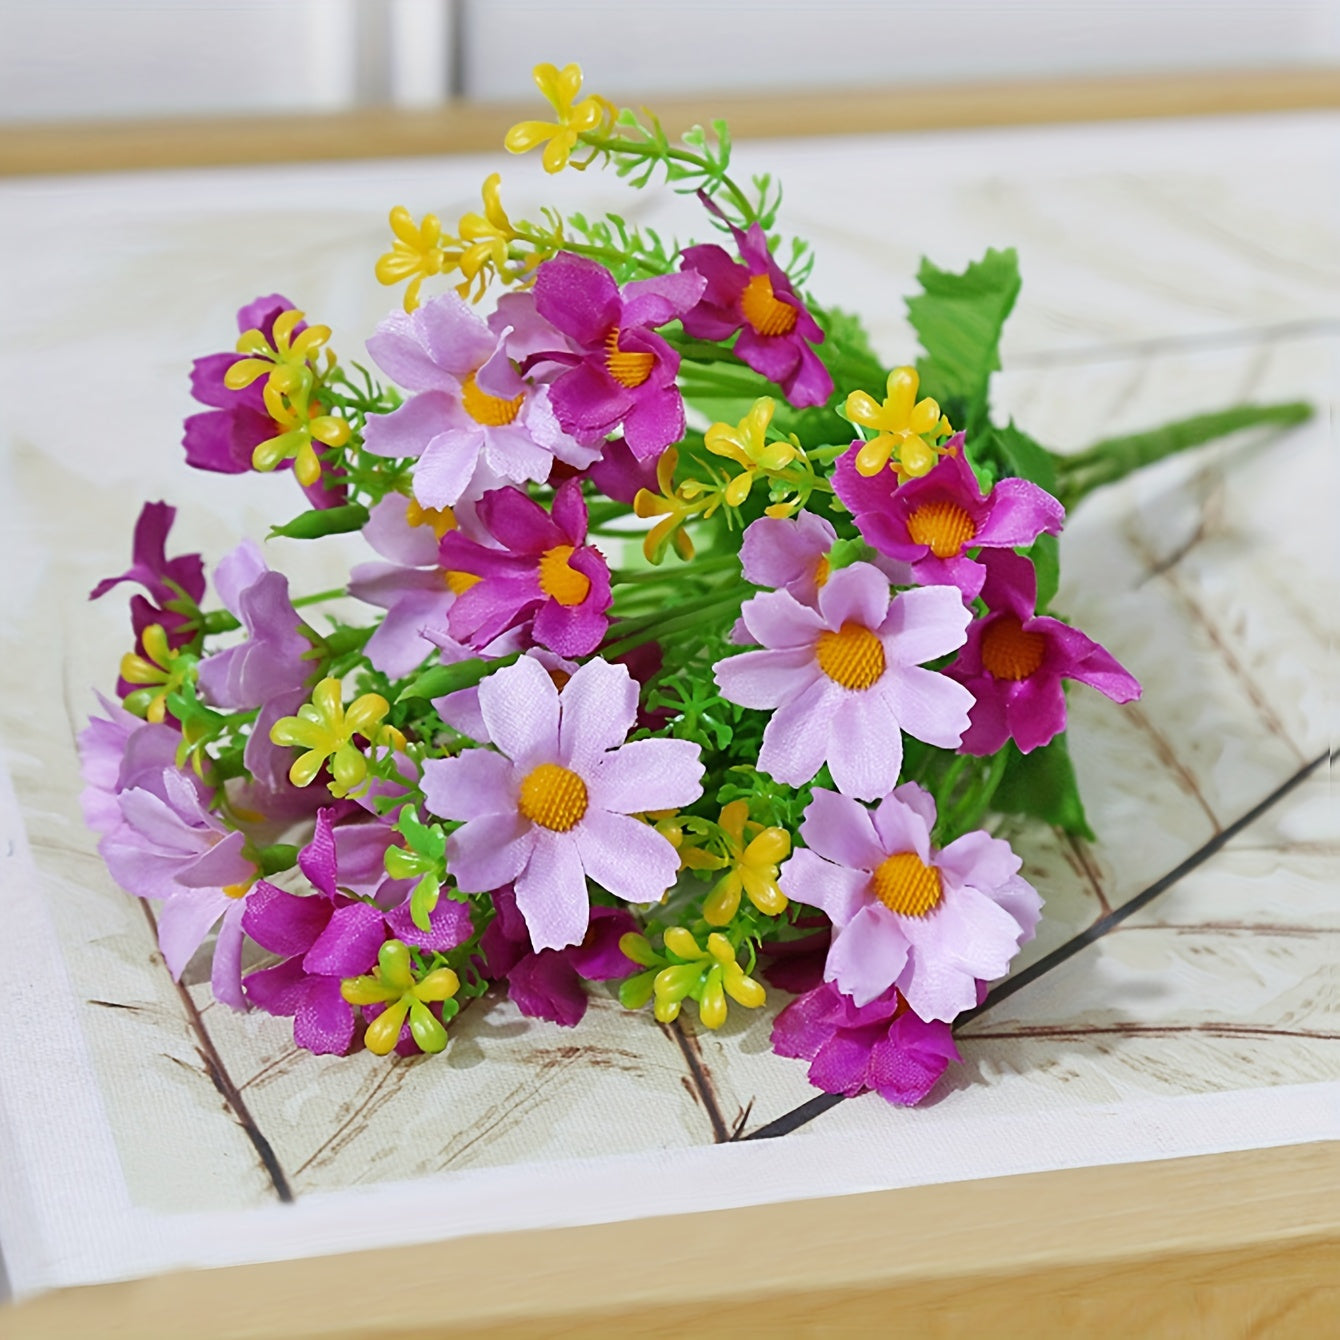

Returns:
814,622,886,690
906,499,977,558
537,544,590,606
460,371,525,427
740,272,798,337
406,497,458,540
223,882,252,901
442,569,481,596
980,615,1047,681
813,554,831,589
870,851,943,918
518,762,588,831
605,328,654,389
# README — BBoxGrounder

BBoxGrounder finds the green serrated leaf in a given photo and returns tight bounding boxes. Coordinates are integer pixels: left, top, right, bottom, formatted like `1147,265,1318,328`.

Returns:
994,420,1058,492
992,735,1094,839
906,247,1021,437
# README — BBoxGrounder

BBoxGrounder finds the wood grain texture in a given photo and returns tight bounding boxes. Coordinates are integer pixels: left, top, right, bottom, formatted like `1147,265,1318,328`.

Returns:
6,1141,1338,1337
2,67,1338,177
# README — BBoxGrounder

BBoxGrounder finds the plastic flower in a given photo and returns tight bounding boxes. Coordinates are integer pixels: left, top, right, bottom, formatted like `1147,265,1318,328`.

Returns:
532,252,705,458
621,928,766,1029
834,436,1065,602
250,375,351,487
421,656,704,951
270,678,404,797
844,367,954,480
780,783,1041,1020
632,445,698,563
714,562,974,800
197,540,311,710
376,206,461,312
457,173,519,299
946,549,1141,754
680,196,833,408
91,500,206,660
119,622,196,723
698,799,791,926
225,306,332,398
183,297,346,507
244,808,471,1055
771,981,960,1106
341,940,461,1056
504,62,613,174
479,886,639,1027
363,290,595,509
98,764,256,1008
703,397,799,508
348,495,480,678
439,479,612,657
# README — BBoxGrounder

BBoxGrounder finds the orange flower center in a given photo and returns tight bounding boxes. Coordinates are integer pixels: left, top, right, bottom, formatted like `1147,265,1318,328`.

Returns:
870,851,942,918
537,544,591,606
441,569,481,596
604,328,655,388
814,622,886,690
518,762,588,831
980,615,1046,681
740,272,798,337
406,498,458,540
813,554,831,589
548,668,572,691
906,499,977,559
460,372,524,427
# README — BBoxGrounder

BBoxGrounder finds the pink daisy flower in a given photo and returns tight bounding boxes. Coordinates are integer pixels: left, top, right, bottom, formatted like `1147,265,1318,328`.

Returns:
779,783,1042,1020
833,438,1065,602
713,562,974,800
421,657,703,950
946,549,1141,755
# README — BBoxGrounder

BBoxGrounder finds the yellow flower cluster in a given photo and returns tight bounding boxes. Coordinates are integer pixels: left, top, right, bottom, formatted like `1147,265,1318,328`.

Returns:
619,929,767,1030
270,678,406,799
223,308,349,486
845,366,954,482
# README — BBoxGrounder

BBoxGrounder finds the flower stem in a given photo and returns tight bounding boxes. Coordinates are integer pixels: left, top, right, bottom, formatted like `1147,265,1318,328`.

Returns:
1053,400,1312,509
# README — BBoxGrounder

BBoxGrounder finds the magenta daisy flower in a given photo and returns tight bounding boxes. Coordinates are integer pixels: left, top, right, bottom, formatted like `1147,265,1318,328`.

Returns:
771,980,960,1106
438,478,611,657
833,438,1065,601
713,562,974,800
946,549,1141,754
679,196,833,408
363,291,596,509
531,252,705,459
780,783,1041,1020
420,656,704,951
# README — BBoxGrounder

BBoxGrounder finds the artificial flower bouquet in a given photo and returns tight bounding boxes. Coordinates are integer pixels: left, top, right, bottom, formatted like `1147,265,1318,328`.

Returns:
79,65,1309,1106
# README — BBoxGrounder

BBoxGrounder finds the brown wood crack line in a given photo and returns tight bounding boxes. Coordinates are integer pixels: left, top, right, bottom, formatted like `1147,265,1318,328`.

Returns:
742,749,1328,1142
140,900,295,1203
662,1019,731,1143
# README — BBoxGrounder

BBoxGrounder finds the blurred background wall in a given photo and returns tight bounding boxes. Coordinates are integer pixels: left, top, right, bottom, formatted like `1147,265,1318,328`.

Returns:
2,0,1338,124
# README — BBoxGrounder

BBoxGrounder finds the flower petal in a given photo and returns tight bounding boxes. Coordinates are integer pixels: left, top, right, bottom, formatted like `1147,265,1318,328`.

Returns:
824,903,909,1008
572,808,680,906
557,657,638,773
514,830,590,950
421,749,517,822
588,737,703,814
478,654,561,766
779,846,868,927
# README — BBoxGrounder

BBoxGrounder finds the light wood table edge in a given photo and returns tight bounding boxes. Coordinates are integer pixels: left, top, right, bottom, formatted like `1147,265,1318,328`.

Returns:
2,66,1338,178
5,1139,1337,1338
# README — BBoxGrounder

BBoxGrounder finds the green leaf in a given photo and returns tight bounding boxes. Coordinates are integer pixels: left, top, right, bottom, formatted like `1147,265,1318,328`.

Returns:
257,843,300,876
1028,532,1060,612
992,735,1094,839
993,420,1058,493
906,247,1021,436
269,503,369,541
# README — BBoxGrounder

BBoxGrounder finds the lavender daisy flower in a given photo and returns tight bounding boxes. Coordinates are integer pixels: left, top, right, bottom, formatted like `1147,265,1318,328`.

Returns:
779,783,1041,1020
421,656,703,951
714,562,974,800
363,291,596,509
197,540,311,710
834,438,1065,602
98,765,256,1009
947,549,1141,754
532,252,705,459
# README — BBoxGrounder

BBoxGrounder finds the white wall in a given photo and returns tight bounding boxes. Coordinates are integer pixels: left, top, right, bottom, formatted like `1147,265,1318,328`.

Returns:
0,0,1336,123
